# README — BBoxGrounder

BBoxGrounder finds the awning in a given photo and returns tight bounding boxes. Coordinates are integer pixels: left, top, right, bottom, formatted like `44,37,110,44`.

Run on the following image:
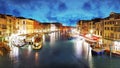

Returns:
92,36,100,40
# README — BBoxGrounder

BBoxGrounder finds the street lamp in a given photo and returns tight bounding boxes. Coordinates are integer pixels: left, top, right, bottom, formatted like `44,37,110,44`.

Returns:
90,29,93,34
89,29,93,38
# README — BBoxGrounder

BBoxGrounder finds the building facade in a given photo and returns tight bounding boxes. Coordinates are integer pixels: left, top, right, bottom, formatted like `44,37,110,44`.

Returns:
77,12,120,48
77,20,94,35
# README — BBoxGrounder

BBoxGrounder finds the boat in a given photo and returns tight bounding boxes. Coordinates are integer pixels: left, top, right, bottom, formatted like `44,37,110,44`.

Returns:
92,49,105,55
32,34,43,50
12,39,26,47
10,34,27,47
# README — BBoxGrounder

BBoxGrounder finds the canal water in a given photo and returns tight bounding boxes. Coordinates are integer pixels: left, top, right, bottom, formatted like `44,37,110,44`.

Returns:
0,31,120,68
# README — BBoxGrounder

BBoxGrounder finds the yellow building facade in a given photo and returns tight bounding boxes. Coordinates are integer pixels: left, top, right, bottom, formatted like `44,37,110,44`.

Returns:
0,14,7,41
0,14,17,41
16,17,34,34
77,20,94,35
77,12,120,47
103,18,120,45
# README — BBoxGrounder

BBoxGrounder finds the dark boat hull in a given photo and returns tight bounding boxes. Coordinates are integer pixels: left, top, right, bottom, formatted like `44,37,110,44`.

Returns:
92,49,104,55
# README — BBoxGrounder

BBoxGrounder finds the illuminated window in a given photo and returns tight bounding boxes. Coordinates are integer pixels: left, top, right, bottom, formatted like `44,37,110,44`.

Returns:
116,22,118,25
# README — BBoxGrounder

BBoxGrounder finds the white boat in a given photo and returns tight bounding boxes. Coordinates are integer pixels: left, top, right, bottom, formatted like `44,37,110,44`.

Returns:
11,36,26,47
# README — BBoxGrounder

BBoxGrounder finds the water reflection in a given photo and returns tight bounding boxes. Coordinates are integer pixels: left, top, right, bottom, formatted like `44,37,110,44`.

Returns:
82,39,93,68
28,45,32,56
74,38,84,58
74,36,92,59
0,31,92,68
74,36,93,68
9,46,19,63
50,33,56,46
35,52,39,66
88,46,93,68
43,34,45,44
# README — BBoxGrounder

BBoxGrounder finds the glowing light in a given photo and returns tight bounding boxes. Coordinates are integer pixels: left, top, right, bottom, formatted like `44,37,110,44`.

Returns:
35,52,39,65
114,41,120,51
51,24,56,31
90,29,93,34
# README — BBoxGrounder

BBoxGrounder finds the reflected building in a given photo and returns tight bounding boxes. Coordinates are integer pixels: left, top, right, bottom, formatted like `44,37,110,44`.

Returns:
50,33,56,46
74,36,92,60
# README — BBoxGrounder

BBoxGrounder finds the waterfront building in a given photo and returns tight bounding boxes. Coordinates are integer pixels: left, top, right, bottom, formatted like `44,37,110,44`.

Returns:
103,12,120,51
42,23,63,32
33,20,42,33
77,20,94,35
16,17,34,34
77,12,120,52
0,14,7,41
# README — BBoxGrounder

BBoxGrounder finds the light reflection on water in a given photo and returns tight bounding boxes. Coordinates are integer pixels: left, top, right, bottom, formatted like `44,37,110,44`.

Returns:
9,46,19,63
50,32,56,46
74,38,83,58
87,45,93,68
43,34,45,44
74,36,94,68
35,52,39,66
28,45,32,56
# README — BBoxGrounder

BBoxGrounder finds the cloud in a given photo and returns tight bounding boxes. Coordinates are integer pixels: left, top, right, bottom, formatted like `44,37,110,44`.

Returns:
12,9,21,16
82,2,92,11
0,0,120,26
58,2,67,11
0,0,10,14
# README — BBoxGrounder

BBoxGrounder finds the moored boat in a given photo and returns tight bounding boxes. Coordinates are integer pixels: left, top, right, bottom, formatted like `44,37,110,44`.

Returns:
92,49,105,55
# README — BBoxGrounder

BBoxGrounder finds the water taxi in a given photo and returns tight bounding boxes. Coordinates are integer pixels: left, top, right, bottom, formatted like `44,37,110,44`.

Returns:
32,34,43,50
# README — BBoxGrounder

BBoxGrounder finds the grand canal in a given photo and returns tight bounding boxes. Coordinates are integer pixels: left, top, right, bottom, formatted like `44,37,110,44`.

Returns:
0,31,120,68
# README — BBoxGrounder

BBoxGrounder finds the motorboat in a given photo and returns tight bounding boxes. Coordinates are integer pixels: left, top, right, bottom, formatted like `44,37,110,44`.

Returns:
11,36,26,47
92,49,105,55
32,34,43,50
